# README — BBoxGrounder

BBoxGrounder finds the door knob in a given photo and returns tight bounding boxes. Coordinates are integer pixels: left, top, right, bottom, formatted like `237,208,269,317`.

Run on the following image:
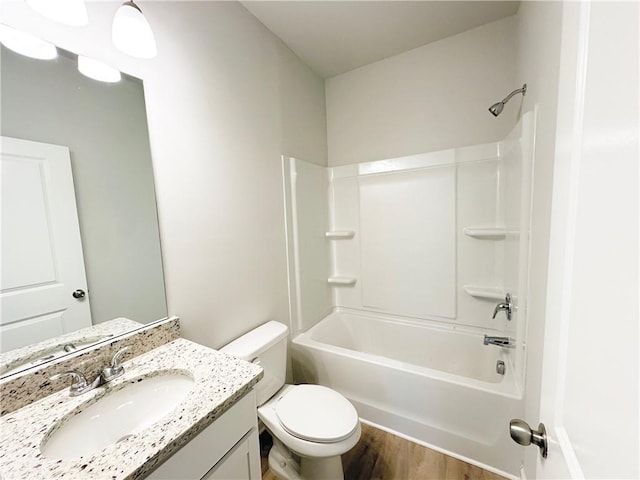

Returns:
72,289,86,299
510,419,548,458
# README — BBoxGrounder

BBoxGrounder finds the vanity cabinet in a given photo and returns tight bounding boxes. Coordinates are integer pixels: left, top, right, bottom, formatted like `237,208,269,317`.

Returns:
148,391,261,480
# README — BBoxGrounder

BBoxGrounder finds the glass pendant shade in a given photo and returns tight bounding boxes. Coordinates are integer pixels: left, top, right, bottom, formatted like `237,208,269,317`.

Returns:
112,1,157,59
0,24,57,60
25,0,88,27
78,56,122,83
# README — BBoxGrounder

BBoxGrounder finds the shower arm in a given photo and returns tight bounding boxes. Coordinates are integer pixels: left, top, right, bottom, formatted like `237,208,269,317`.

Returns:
500,84,527,104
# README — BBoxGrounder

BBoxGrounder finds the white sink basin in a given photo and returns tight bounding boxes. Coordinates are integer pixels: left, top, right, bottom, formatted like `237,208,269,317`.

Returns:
41,373,194,460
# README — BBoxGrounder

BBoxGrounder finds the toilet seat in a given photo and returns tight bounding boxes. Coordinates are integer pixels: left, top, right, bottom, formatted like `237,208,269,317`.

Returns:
258,384,361,459
275,385,359,443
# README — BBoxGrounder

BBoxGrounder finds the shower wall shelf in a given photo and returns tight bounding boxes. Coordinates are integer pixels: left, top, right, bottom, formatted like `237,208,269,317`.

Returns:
327,277,357,286
325,231,355,239
462,227,506,239
462,227,520,239
463,285,505,301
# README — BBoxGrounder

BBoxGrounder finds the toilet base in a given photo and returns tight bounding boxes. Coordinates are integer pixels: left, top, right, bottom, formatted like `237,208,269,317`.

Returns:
300,455,344,480
269,439,301,480
268,437,345,480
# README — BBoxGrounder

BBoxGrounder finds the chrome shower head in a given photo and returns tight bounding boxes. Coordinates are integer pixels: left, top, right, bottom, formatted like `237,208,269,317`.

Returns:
488,102,504,117
488,83,527,117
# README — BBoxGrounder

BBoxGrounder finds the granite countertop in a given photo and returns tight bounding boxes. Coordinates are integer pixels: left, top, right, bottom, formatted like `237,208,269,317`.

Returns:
0,338,263,480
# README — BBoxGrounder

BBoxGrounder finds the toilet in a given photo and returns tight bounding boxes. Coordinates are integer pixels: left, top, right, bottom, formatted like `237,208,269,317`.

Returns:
220,321,361,480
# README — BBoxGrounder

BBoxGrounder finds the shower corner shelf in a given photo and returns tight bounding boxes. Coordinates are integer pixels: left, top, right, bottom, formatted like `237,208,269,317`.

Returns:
327,276,357,286
325,230,355,239
463,285,505,300
462,227,507,239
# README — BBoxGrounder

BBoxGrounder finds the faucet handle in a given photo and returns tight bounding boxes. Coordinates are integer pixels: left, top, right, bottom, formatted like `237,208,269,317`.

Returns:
492,293,513,320
102,345,132,382
111,345,132,368
50,370,89,396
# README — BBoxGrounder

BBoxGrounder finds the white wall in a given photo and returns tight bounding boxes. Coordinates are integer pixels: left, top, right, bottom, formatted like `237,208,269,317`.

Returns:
325,15,518,166
1,1,327,348
513,1,564,475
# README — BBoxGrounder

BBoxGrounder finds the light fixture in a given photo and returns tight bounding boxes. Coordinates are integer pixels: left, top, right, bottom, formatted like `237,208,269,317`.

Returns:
112,1,157,59
78,55,122,83
25,0,88,27
0,24,57,60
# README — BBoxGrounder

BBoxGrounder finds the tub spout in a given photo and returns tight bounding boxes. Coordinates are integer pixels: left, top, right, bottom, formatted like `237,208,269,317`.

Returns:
483,335,515,348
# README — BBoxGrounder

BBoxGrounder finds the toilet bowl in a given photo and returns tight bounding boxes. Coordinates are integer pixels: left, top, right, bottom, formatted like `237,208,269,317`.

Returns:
260,384,361,479
220,321,361,480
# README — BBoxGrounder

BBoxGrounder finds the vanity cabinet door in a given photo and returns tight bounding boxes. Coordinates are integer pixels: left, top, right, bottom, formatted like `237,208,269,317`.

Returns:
148,391,259,480
203,429,260,480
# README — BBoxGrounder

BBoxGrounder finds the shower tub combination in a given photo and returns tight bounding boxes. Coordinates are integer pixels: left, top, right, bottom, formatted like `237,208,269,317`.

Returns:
292,309,523,477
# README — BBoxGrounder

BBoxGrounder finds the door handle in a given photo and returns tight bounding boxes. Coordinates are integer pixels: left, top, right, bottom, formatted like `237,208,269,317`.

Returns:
509,419,548,458
72,289,86,299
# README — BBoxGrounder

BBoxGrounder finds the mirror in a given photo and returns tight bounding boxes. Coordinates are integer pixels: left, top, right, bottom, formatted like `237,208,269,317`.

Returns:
0,44,167,377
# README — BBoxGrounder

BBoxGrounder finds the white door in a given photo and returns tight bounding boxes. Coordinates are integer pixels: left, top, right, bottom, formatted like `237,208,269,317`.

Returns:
1,136,92,351
528,2,638,478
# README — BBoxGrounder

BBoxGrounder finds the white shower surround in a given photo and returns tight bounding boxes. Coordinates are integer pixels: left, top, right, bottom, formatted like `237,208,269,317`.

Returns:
284,113,535,478
292,309,523,478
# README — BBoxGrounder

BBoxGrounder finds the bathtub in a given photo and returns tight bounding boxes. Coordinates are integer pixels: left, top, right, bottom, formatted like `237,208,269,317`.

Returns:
291,309,523,478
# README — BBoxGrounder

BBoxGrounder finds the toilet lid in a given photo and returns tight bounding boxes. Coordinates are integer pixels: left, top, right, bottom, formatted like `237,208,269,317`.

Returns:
275,385,359,443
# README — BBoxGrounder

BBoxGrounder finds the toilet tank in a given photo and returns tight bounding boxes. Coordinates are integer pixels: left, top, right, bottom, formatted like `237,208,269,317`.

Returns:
219,321,288,406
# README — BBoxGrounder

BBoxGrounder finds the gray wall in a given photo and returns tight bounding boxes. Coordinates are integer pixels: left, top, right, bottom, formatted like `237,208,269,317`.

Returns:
1,46,167,324
326,16,518,166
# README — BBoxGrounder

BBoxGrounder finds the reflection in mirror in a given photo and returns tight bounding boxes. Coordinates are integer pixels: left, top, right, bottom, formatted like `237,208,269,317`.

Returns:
0,43,167,377
0,318,143,376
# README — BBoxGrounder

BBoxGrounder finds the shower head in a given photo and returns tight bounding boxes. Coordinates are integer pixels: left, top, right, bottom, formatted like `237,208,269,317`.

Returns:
488,102,505,117
488,83,527,117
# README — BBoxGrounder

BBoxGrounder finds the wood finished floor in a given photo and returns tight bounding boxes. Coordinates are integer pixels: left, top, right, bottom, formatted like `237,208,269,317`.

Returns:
260,423,507,480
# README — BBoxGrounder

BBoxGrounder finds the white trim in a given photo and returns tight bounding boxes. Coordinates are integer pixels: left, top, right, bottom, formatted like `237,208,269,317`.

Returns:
556,426,585,480
554,2,591,462
536,2,593,478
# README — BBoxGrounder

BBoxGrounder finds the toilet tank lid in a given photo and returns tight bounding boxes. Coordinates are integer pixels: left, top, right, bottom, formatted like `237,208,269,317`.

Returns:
219,321,288,361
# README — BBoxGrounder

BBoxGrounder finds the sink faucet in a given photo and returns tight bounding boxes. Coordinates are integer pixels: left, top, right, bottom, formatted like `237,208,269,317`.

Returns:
493,293,513,321
483,335,516,348
50,346,132,396
101,346,132,382
50,370,101,397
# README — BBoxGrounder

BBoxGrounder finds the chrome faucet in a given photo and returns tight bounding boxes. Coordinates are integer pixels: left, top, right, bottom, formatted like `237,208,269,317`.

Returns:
493,293,513,321
483,335,516,348
50,370,101,397
50,345,132,396
101,346,132,382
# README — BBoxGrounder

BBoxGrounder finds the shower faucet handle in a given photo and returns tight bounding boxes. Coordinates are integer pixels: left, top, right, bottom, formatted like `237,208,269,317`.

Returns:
492,293,513,321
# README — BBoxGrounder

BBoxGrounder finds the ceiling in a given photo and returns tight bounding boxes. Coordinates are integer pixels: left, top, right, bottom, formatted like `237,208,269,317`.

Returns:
241,1,520,78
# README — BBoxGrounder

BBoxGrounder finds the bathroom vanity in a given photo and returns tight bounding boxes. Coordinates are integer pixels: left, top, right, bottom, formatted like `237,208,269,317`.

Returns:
0,337,263,479
149,389,260,480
